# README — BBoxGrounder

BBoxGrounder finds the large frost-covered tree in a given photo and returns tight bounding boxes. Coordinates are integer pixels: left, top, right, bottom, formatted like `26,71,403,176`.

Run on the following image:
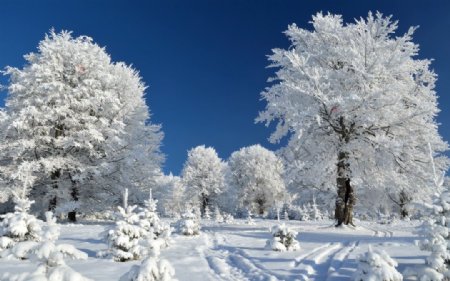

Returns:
257,12,449,225
181,145,226,215
153,173,185,217
0,30,163,220
228,145,285,215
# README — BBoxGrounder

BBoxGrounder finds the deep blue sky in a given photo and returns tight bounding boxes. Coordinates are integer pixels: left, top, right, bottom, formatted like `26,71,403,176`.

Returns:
1,1,449,174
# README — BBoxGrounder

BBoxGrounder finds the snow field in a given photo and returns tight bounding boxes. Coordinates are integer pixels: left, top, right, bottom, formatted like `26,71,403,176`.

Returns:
0,219,426,281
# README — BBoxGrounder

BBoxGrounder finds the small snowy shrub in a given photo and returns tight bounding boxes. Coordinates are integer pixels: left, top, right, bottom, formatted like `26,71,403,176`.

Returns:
213,206,224,223
354,247,402,281
176,210,200,236
223,213,234,224
139,191,171,247
419,219,450,273
119,256,178,281
1,212,87,261
406,187,450,280
0,197,42,245
101,204,148,262
246,210,255,225
0,212,90,281
203,205,212,220
309,200,324,221
42,212,60,242
301,204,311,221
266,223,300,252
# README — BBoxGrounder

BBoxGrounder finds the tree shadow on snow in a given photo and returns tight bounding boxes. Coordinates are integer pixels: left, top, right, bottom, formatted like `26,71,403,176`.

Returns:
59,237,105,245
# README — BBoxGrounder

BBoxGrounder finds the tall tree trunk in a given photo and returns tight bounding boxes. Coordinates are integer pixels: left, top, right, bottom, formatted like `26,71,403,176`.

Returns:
68,186,78,222
49,124,64,212
335,151,355,226
256,198,265,215
48,169,61,211
67,173,78,222
201,193,209,217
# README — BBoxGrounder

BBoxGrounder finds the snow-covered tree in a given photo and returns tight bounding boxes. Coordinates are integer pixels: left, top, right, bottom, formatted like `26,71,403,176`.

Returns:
203,205,212,220
223,213,234,224
0,30,163,220
1,209,90,281
407,187,450,280
310,198,324,221
228,145,286,215
300,206,311,221
139,189,171,247
0,196,42,249
119,256,178,281
284,209,289,221
266,223,300,252
154,173,184,218
101,190,148,262
246,209,255,225
354,246,403,281
213,205,224,223
176,209,200,236
181,145,226,215
257,12,449,225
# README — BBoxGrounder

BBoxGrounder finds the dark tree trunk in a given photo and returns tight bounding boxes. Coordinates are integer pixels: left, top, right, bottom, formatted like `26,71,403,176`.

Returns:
67,173,79,222
399,190,411,219
68,211,76,222
68,186,79,222
49,124,64,212
201,193,209,217
335,151,356,226
256,198,265,215
48,169,61,211
387,189,411,219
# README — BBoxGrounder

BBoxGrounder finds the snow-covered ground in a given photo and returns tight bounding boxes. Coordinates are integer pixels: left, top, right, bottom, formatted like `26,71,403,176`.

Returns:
0,219,427,281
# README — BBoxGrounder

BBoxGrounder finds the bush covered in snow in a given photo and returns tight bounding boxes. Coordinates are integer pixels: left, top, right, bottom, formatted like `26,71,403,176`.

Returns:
408,188,450,280
213,206,224,223
176,210,200,236
223,213,234,224
266,223,300,252
1,211,87,261
203,205,212,220
101,204,148,262
246,210,255,225
0,197,42,248
119,256,178,281
417,219,450,278
0,210,90,281
139,190,171,247
354,247,402,281
100,189,173,262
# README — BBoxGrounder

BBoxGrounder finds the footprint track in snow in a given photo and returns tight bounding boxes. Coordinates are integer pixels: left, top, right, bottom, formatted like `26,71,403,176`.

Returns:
292,242,345,280
205,232,279,281
326,241,360,281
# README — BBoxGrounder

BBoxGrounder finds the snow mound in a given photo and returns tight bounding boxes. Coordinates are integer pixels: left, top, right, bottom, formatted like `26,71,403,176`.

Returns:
119,256,178,281
0,259,93,281
354,246,402,281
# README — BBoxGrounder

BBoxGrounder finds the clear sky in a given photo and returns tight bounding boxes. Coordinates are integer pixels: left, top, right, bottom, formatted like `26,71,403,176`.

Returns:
1,0,449,174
